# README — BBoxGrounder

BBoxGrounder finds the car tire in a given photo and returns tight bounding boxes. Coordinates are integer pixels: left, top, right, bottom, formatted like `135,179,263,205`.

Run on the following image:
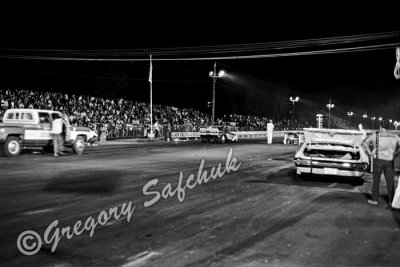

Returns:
2,136,21,157
72,136,85,154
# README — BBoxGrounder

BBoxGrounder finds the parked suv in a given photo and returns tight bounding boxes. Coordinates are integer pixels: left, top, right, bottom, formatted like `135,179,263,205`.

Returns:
0,109,96,157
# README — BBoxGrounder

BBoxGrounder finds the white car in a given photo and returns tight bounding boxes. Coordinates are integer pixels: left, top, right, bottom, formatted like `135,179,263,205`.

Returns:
294,128,370,178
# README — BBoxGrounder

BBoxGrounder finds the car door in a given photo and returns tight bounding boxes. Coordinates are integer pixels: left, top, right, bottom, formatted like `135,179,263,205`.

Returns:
32,112,52,146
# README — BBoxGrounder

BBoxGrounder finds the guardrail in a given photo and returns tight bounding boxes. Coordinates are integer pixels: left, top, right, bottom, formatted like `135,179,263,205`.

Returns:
169,131,286,141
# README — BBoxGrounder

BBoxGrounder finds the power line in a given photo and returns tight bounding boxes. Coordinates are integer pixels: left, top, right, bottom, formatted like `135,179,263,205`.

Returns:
3,31,398,55
0,31,398,61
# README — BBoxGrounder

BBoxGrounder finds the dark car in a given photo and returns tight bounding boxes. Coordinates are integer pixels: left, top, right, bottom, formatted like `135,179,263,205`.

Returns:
199,126,238,143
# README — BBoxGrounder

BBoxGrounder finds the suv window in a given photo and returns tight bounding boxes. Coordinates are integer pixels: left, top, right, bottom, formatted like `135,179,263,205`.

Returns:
38,112,51,124
21,112,33,120
6,112,14,119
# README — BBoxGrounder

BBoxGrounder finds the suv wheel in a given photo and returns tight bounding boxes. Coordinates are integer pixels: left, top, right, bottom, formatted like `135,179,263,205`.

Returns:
2,136,21,157
72,136,85,154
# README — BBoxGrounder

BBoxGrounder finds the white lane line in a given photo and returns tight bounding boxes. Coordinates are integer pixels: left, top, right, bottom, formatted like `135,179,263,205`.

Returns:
121,251,163,267
20,208,54,216
309,186,360,194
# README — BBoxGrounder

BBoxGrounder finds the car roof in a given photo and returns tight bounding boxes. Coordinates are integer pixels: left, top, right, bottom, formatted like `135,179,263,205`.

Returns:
303,128,363,135
5,109,57,113
303,128,364,146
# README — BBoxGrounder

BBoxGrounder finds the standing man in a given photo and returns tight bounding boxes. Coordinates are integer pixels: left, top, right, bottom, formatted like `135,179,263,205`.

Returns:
51,113,64,157
266,119,275,145
358,123,367,141
362,120,400,207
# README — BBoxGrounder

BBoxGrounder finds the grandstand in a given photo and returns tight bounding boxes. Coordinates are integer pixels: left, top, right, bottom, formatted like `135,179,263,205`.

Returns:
0,88,313,140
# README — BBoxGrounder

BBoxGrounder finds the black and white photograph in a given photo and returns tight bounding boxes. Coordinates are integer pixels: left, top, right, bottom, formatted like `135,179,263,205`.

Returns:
1,5,400,267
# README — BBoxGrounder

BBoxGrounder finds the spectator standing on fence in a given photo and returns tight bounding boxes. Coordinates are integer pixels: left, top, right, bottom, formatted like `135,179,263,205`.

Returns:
267,119,274,145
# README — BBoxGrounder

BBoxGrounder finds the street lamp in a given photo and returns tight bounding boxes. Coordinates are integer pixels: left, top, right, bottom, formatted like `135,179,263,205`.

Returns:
371,116,376,129
326,100,335,129
378,117,383,129
289,96,299,125
347,111,353,126
209,62,225,125
394,121,400,130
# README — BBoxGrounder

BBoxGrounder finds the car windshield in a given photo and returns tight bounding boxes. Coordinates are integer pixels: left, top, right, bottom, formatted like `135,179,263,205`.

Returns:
303,143,360,160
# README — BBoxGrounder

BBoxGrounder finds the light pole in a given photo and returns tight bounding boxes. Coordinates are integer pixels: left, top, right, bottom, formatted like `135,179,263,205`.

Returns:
209,62,225,125
326,100,335,129
371,116,376,129
378,117,383,129
316,114,323,129
347,111,353,127
362,113,368,128
394,121,400,130
289,96,299,125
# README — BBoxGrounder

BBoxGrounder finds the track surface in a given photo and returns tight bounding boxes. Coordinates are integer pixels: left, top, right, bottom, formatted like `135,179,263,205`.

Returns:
1,140,400,266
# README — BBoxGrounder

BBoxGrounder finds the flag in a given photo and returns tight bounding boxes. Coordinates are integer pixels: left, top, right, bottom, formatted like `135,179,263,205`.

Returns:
148,54,153,83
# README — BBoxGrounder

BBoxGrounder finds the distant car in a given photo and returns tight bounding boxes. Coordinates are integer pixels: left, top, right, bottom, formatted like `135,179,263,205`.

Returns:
199,126,238,143
283,130,304,145
294,128,370,178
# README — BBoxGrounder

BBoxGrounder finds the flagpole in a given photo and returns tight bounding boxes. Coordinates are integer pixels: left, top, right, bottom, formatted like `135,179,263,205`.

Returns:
149,54,153,139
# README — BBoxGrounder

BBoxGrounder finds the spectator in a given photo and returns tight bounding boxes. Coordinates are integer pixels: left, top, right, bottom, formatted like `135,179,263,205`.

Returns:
51,113,65,157
362,120,400,207
358,123,367,141
267,119,275,145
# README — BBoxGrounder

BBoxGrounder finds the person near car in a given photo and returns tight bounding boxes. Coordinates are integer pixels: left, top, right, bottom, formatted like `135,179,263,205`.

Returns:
153,120,160,138
358,123,367,141
51,113,65,156
362,120,400,207
266,119,274,145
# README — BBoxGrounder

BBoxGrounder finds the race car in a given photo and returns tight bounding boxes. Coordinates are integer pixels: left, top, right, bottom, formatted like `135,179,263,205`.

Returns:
283,130,304,145
294,128,370,178
199,126,238,143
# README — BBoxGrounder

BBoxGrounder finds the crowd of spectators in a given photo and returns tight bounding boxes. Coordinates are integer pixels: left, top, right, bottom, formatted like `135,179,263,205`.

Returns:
0,88,312,139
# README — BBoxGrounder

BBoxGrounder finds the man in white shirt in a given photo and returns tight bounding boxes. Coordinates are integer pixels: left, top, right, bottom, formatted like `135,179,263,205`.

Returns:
51,113,64,156
266,119,274,145
358,123,367,141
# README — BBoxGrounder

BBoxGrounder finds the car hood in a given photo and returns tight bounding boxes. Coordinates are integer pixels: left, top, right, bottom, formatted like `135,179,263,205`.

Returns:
72,126,90,132
303,128,364,146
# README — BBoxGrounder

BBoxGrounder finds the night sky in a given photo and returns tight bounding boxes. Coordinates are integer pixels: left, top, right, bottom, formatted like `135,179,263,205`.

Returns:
1,5,399,122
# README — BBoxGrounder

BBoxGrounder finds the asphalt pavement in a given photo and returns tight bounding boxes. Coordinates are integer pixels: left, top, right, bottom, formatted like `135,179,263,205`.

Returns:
1,140,400,266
